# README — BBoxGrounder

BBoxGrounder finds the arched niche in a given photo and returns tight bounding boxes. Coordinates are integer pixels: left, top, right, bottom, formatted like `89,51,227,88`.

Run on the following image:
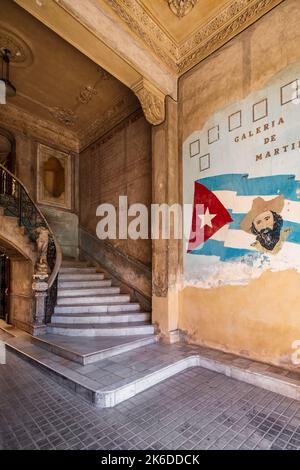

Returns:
43,156,65,199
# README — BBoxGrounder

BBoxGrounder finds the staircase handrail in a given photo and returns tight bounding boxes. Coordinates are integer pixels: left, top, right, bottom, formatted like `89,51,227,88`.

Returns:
0,163,62,288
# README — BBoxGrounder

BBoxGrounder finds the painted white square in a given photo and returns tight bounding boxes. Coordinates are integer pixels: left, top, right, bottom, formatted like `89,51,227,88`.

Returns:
281,79,298,105
253,98,268,122
199,154,210,172
190,139,200,158
228,110,242,131
208,125,219,144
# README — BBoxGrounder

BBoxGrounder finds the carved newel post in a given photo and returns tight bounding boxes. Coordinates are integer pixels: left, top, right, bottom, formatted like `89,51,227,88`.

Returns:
32,227,49,336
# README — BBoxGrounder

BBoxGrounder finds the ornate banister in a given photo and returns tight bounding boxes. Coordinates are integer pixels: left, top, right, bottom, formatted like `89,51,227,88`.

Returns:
0,163,62,328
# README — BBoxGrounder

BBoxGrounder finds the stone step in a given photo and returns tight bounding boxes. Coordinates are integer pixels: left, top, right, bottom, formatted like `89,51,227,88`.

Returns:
58,280,112,289
51,312,151,324
56,294,131,305
58,273,105,281
31,334,158,364
47,322,155,336
57,287,120,297
54,303,141,314
59,267,98,274
61,260,89,267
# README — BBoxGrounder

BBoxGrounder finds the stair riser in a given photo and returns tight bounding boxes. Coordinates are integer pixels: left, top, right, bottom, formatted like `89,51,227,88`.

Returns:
54,304,141,314
61,263,89,268
51,313,150,324
58,274,105,281
59,268,97,274
57,287,120,297
32,335,157,364
57,295,130,305
46,325,155,336
58,280,112,288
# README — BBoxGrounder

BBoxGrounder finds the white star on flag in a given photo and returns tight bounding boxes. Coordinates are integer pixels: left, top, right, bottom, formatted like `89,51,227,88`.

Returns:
198,207,217,228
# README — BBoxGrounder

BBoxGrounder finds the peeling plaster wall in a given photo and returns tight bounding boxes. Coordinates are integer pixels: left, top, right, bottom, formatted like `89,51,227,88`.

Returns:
79,111,152,300
179,0,300,368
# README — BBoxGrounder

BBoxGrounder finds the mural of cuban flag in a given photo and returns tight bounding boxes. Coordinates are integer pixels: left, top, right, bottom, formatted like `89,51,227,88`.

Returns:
183,62,300,287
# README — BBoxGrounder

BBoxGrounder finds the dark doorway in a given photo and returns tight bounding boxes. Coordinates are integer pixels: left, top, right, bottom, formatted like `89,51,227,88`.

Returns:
0,252,10,322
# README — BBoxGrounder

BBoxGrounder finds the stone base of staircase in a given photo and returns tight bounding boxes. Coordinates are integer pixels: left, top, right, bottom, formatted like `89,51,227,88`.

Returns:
1,322,300,408
32,333,158,364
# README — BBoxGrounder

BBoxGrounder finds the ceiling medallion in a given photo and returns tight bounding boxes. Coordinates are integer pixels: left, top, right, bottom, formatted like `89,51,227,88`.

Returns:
0,26,33,67
49,107,77,127
167,0,198,18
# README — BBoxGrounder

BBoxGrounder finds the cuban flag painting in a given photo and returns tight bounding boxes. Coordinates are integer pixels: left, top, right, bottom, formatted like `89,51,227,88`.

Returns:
187,174,300,259
183,62,300,288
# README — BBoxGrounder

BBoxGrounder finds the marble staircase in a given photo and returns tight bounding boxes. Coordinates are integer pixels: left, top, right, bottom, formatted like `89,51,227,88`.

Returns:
47,259,156,338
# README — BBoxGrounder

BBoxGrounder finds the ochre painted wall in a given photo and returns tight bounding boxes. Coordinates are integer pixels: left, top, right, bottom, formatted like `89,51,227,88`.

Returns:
179,0,300,368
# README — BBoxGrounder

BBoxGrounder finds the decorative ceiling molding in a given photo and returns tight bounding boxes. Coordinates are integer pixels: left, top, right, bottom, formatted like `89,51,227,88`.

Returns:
132,79,165,126
105,0,283,74
177,0,282,73
105,0,178,69
0,25,33,67
78,93,140,149
0,103,79,152
77,85,98,104
49,106,77,127
0,95,142,151
167,0,198,19
76,69,112,105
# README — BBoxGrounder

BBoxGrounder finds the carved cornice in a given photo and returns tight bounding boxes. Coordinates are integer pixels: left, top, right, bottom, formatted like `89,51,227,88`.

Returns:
105,0,178,69
177,0,283,73
167,0,198,18
0,103,79,152
0,95,141,152
132,79,165,126
78,93,140,149
105,0,283,74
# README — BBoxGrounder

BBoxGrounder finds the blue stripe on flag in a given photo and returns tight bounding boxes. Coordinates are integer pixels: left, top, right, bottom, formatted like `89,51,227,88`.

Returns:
196,174,300,201
190,239,254,261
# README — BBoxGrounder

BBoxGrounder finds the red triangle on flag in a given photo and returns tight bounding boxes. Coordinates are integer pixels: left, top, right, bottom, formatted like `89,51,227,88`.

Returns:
187,181,233,253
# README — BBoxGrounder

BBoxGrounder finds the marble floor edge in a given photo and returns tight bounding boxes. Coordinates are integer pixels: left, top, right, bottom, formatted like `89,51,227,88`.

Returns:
2,330,300,408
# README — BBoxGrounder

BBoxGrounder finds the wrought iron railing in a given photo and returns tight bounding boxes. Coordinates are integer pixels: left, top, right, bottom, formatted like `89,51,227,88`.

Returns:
0,163,62,323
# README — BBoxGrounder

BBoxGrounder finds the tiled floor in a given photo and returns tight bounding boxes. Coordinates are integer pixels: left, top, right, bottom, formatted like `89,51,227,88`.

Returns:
1,351,300,450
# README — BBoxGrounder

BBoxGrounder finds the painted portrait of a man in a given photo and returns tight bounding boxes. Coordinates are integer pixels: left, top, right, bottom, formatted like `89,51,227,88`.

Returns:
240,195,291,254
